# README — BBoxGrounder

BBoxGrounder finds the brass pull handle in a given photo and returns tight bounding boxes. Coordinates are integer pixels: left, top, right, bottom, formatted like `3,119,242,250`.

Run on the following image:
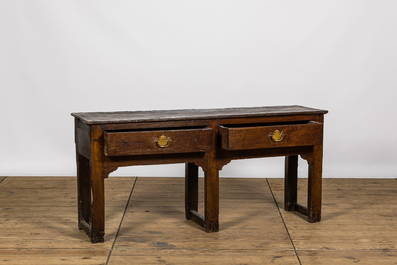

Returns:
154,135,172,148
269,130,284,142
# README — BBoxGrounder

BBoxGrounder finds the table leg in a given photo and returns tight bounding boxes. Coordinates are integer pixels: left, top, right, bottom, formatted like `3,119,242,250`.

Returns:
76,155,105,243
90,168,105,242
284,155,298,211
77,151,91,230
89,126,106,243
185,163,198,220
204,167,219,232
307,145,323,222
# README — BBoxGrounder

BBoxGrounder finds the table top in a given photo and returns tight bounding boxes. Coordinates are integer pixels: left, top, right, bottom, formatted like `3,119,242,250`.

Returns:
71,105,328,125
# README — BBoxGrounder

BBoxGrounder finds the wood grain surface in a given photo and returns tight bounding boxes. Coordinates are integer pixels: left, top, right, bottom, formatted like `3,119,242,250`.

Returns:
72,105,328,124
1,176,397,264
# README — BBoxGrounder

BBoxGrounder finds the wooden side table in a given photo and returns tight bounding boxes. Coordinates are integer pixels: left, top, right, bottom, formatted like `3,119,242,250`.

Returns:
72,106,328,243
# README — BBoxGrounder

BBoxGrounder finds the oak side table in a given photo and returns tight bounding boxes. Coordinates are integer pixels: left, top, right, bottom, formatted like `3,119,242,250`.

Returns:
72,105,328,243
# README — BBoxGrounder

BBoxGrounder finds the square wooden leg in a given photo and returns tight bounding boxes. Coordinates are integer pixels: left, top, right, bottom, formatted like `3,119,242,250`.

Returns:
77,152,91,230
284,155,298,211
185,163,198,220
284,149,323,223
76,152,105,243
307,145,323,222
89,170,105,243
204,167,219,232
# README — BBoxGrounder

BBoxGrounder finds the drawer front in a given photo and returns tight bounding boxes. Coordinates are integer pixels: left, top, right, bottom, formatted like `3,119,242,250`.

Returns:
104,128,213,156
219,121,323,150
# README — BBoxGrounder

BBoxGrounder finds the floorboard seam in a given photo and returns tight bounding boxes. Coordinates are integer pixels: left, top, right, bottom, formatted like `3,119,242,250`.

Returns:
106,177,138,265
266,178,302,265
0,177,7,184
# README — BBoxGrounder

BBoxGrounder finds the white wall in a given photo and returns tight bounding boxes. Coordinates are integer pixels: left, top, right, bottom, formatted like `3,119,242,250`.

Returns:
1,1,396,178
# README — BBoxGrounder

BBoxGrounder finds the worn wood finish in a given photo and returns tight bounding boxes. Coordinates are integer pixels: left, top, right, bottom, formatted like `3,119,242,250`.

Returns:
219,121,323,150
72,106,327,242
71,105,327,124
104,128,213,156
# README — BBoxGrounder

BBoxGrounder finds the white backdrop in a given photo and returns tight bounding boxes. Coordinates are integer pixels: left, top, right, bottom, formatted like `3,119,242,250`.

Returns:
1,1,396,178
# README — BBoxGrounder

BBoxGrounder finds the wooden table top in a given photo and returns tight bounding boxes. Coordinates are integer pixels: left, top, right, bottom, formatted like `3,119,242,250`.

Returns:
71,105,328,125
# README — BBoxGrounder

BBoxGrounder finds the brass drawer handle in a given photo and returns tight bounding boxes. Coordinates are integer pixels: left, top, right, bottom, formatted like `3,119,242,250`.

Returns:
155,135,172,148
269,130,284,142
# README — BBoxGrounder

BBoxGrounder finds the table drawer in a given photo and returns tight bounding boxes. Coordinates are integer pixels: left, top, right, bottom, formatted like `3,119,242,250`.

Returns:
219,121,323,150
104,127,213,156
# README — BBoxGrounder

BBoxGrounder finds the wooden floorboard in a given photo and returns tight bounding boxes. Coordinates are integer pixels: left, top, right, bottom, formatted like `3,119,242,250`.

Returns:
0,177,136,265
297,250,397,265
108,249,300,265
1,177,397,264
268,178,397,264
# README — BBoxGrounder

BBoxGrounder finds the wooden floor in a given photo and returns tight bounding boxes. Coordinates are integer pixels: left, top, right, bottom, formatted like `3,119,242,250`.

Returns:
1,176,397,264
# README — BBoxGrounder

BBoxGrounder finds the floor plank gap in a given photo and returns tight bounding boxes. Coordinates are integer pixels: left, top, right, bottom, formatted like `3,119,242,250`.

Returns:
267,178,302,265
0,177,7,184
105,177,138,265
